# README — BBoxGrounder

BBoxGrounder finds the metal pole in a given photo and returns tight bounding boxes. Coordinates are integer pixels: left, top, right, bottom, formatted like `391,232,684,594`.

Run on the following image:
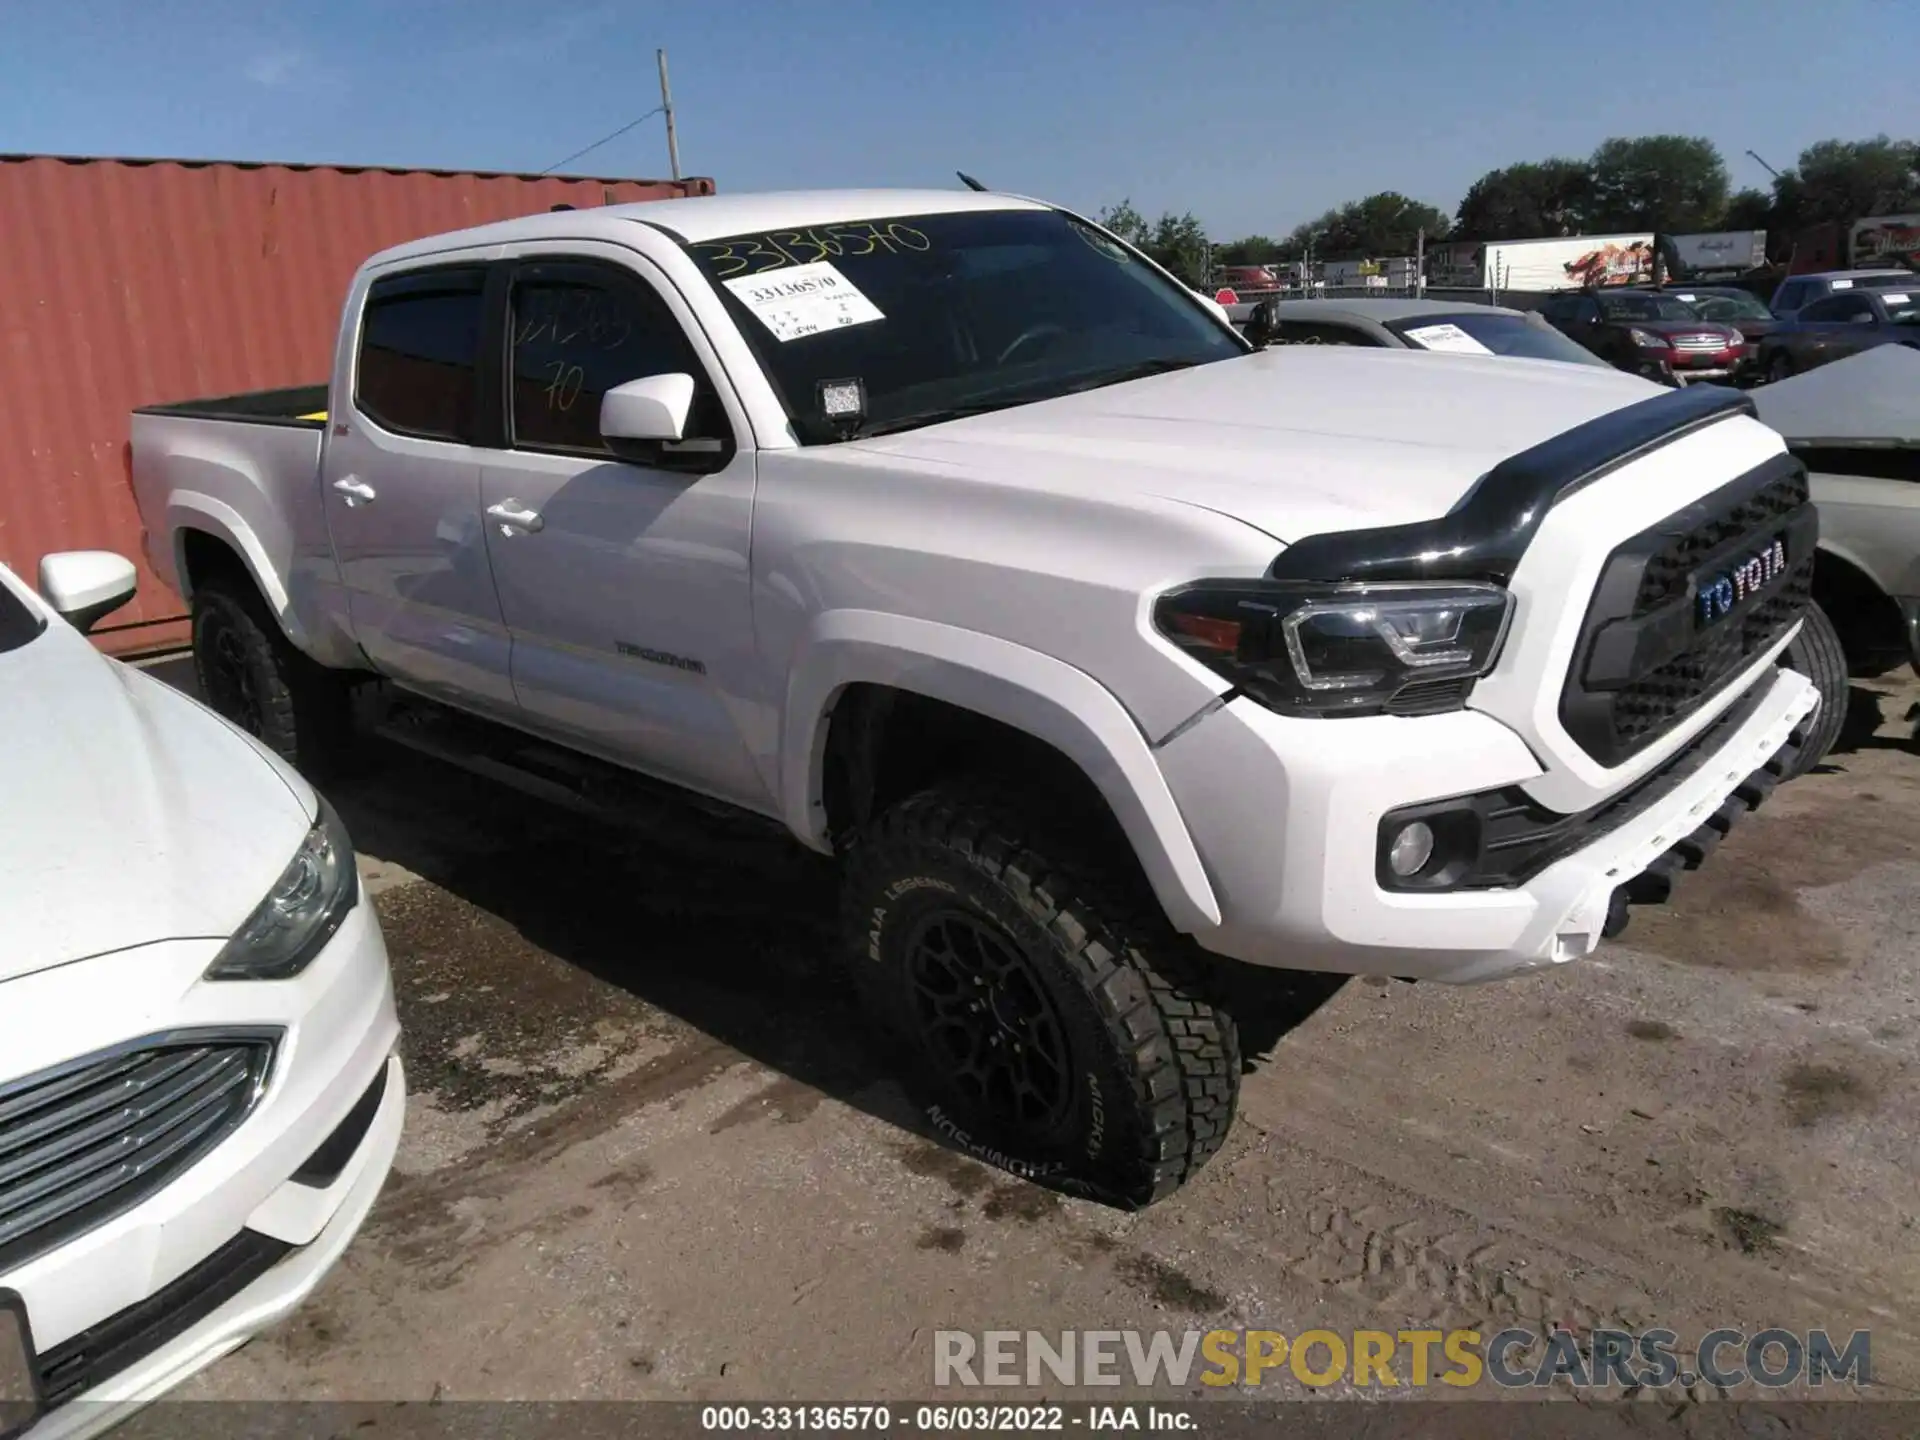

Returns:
657,49,682,181
1416,226,1425,296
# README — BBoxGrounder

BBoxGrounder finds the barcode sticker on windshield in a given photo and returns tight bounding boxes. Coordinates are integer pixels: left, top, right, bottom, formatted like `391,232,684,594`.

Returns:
722,262,884,343
1402,322,1492,355
1883,293,1911,304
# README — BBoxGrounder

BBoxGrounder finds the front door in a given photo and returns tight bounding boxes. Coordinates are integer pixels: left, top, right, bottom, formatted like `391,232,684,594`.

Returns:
477,253,768,811
325,263,516,709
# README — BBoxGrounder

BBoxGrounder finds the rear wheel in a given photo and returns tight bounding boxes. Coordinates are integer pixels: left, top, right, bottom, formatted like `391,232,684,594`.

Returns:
1778,601,1848,779
192,575,354,777
844,784,1240,1208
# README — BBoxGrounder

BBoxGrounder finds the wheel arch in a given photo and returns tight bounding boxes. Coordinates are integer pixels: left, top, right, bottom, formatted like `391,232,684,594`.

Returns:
782,611,1221,934
170,497,311,651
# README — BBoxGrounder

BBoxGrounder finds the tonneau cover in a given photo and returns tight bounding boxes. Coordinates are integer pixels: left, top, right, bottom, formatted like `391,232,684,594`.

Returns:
1751,343,1920,448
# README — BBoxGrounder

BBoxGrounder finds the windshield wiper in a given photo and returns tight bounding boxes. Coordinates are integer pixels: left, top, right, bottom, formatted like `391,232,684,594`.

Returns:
1059,355,1208,394
841,396,1034,440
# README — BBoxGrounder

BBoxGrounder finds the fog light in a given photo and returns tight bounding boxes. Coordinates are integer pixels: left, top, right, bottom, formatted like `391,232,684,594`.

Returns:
1388,821,1435,877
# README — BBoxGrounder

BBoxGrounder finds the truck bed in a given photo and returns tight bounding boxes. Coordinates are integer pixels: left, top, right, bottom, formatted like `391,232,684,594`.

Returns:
133,384,330,427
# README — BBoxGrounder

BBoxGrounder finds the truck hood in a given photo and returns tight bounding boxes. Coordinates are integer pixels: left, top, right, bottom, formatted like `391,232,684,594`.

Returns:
850,347,1665,541
0,611,316,982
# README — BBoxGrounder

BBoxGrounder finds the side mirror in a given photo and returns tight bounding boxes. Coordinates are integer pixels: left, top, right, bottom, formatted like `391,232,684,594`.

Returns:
39,550,136,634
601,373,696,444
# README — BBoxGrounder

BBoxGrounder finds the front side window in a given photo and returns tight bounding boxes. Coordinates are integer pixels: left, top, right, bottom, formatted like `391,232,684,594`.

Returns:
684,207,1245,442
1800,295,1871,323
1772,281,1807,311
0,582,45,657
507,264,721,455
355,267,487,442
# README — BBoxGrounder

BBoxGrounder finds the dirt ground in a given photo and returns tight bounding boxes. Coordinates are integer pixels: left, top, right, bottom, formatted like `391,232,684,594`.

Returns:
152,659,1920,1404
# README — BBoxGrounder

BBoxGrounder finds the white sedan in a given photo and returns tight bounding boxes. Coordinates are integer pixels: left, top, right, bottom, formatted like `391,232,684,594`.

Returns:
0,552,403,1439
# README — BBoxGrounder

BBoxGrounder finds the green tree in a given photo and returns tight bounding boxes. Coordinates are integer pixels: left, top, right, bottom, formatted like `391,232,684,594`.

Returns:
1779,135,1920,228
1216,234,1283,267
1284,193,1448,259
1586,135,1730,232
1095,198,1149,246
1147,211,1211,284
1722,187,1773,230
1454,158,1593,239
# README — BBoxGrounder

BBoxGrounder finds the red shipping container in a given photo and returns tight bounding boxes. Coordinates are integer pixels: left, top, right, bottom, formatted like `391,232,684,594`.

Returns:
0,154,714,654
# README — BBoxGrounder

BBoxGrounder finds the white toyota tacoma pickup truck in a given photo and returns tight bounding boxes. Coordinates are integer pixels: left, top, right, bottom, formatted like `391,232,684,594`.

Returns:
132,187,1823,1206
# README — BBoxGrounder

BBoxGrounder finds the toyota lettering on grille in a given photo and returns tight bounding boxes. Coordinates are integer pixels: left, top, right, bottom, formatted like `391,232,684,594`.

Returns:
1697,537,1788,625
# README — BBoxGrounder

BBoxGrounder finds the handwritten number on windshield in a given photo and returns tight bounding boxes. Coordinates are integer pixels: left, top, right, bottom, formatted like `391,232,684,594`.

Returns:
694,222,931,277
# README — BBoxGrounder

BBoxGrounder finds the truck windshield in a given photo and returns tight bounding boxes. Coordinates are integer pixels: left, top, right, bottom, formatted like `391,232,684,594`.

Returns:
1596,294,1701,322
683,208,1247,442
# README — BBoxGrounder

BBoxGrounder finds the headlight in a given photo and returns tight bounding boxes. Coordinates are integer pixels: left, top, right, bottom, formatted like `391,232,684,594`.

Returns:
1154,580,1514,717
205,795,359,980
1629,328,1668,349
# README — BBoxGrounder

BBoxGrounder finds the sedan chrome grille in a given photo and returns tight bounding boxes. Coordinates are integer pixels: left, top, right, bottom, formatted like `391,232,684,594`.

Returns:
0,1033,275,1273
1670,333,1731,351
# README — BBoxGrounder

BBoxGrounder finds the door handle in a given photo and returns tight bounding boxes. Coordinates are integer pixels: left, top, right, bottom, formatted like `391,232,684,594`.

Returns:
331,477,377,505
486,500,545,534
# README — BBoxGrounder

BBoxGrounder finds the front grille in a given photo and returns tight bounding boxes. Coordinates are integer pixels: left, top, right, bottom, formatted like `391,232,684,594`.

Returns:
0,1034,276,1274
1635,468,1807,611
36,1229,291,1410
1560,455,1814,768
1671,333,1731,351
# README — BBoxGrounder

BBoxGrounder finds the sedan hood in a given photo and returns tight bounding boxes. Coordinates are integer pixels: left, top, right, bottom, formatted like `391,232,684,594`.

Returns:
851,347,1664,541
0,611,315,981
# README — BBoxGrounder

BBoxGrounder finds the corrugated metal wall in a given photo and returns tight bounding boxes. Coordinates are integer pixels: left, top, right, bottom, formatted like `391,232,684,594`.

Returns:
0,155,714,654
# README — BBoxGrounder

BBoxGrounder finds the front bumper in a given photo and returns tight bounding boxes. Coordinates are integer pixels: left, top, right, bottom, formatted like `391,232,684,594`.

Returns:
1157,664,1818,984
0,896,402,1437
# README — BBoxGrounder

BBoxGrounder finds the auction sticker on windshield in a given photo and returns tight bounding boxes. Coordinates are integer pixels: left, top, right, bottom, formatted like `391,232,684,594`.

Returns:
722,261,884,342
1403,322,1492,355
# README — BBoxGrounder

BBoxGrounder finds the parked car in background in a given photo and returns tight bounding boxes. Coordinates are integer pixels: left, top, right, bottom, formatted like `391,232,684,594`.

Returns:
133,187,1827,1207
1539,290,1749,386
1664,285,1780,349
1242,297,1613,368
1753,345,1920,679
0,553,402,1436
1757,287,1920,382
1767,268,1917,320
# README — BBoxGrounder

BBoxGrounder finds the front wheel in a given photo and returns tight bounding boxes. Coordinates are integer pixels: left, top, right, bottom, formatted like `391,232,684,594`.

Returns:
1778,602,1848,780
1767,352,1795,384
192,575,354,777
843,785,1240,1208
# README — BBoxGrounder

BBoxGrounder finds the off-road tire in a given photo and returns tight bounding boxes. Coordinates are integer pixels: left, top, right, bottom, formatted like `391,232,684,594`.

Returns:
843,784,1240,1208
1779,600,1848,779
191,574,354,777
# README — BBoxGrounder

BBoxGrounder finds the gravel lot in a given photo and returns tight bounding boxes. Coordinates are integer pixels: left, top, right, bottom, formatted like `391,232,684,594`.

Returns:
148,658,1920,1404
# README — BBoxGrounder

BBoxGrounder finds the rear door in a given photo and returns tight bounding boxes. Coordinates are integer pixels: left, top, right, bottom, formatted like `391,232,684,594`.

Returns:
476,247,768,810
325,263,516,709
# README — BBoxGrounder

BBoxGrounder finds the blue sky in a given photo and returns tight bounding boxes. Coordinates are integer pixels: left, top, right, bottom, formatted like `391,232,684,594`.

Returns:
2,0,1913,238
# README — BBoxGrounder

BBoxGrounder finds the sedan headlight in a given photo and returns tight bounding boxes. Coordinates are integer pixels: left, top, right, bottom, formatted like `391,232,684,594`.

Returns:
205,795,359,981
1154,581,1514,717
1629,328,1669,349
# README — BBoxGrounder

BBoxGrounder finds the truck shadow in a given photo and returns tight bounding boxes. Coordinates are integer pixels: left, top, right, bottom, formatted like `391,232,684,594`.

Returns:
319,740,1340,1183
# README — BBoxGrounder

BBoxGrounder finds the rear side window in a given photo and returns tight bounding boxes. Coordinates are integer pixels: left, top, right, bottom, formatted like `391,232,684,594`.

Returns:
354,267,487,442
507,262,724,456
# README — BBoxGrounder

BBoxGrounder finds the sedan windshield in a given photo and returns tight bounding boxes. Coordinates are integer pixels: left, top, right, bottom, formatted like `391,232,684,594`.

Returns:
1675,291,1770,322
1596,293,1701,322
684,208,1246,442
0,582,46,657
1385,312,1611,367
